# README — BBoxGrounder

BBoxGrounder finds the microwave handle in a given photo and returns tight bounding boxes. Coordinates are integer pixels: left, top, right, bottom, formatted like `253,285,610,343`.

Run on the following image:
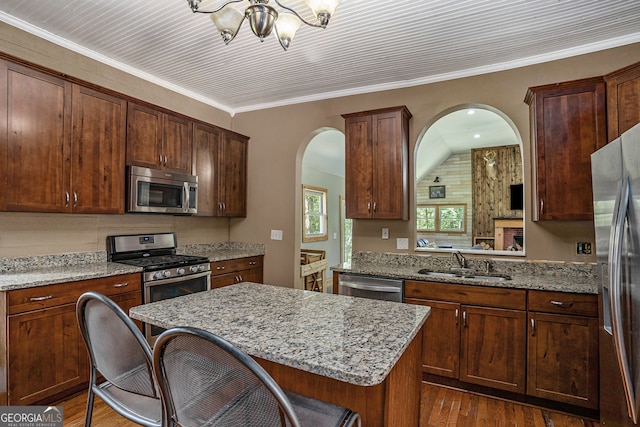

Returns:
183,182,190,213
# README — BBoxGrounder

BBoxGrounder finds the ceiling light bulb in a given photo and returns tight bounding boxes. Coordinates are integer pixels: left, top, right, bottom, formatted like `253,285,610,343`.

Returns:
210,7,244,44
305,0,340,27
275,13,302,51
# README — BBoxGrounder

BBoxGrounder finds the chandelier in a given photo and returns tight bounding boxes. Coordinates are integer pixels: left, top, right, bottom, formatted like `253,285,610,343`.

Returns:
187,0,341,51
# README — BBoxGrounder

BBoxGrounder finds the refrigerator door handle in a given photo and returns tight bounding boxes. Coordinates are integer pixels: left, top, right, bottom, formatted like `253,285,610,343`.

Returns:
609,176,638,424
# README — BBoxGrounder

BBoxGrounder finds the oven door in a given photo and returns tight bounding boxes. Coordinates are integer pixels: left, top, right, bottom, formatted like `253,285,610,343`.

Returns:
143,270,211,339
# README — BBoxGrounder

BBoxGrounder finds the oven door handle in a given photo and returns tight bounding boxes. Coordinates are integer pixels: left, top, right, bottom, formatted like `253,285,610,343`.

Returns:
339,281,402,293
145,271,211,287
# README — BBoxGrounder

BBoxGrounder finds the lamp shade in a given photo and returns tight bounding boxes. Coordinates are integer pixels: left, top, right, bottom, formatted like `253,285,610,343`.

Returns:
210,6,244,43
305,0,340,18
275,13,301,50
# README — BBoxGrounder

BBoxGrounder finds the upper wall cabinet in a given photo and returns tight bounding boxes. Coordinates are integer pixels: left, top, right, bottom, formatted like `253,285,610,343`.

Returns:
342,106,411,220
126,102,193,174
0,60,126,214
525,77,607,221
192,123,248,217
605,61,640,142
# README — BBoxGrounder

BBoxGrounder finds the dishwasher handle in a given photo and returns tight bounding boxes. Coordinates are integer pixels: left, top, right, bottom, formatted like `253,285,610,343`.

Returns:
339,281,402,293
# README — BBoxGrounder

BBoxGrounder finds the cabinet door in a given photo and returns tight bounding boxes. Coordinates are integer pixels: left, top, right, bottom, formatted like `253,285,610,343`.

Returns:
344,115,374,218
110,291,144,331
526,78,607,220
5,62,71,213
163,113,192,174
126,102,163,169
527,312,599,409
8,303,88,405
71,85,126,214
460,305,526,393
192,123,220,216
218,131,248,217
372,110,408,219
605,61,640,142
405,298,460,378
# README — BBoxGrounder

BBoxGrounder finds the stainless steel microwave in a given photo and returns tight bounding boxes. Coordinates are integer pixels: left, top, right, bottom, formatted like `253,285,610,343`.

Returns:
128,166,198,214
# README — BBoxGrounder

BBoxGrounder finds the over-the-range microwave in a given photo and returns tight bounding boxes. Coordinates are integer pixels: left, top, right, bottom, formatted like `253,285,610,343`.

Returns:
128,166,198,215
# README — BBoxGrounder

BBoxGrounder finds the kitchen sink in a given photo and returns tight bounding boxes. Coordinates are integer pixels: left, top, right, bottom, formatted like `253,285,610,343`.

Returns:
417,269,511,281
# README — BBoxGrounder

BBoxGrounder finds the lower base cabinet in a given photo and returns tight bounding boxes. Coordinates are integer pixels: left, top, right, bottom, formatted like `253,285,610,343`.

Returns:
1,273,142,405
405,281,598,410
210,256,264,289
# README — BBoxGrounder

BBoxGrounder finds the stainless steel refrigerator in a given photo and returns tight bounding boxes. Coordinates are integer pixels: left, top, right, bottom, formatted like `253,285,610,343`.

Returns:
592,122,640,426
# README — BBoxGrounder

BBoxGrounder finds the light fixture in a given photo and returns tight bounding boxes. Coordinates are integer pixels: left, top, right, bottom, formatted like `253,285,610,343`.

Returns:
187,0,341,51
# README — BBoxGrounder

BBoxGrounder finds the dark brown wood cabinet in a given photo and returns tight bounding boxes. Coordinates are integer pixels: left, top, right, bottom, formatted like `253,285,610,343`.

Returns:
192,123,248,217
527,290,599,409
0,61,126,214
127,101,192,174
524,77,607,221
605,61,640,142
342,106,411,219
210,256,264,289
405,281,527,394
0,273,142,406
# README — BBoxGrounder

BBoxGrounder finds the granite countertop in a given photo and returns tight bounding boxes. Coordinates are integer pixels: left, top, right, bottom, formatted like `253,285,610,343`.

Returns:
129,282,431,386
333,252,598,294
178,243,265,262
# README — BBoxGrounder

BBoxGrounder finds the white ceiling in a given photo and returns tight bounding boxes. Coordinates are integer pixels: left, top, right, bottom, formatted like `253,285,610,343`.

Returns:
1,0,639,116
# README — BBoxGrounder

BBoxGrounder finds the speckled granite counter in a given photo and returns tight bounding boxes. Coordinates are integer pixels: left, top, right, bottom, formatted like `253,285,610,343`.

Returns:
332,252,597,294
130,282,430,387
0,252,141,291
178,242,265,262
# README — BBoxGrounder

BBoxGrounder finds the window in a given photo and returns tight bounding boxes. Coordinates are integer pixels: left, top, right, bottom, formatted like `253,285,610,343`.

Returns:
303,185,328,242
417,204,466,233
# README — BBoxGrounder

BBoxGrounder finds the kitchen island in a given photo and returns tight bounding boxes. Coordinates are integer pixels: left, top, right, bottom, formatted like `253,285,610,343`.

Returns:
130,282,430,427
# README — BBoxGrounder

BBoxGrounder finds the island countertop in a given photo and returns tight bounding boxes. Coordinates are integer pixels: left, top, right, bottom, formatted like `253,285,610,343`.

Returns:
129,282,430,387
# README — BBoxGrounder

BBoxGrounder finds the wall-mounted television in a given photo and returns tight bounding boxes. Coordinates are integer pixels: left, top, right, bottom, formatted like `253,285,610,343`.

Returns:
510,183,523,210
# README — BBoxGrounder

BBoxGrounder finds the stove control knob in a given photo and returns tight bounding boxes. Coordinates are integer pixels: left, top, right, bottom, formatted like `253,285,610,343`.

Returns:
162,270,171,278
198,265,205,272
190,265,199,273
176,268,185,275
153,271,163,280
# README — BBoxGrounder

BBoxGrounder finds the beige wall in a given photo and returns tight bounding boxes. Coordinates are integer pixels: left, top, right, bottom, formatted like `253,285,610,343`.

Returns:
1,22,640,286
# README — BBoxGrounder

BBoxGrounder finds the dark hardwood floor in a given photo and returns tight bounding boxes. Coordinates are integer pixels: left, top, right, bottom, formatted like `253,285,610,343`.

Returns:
55,382,599,426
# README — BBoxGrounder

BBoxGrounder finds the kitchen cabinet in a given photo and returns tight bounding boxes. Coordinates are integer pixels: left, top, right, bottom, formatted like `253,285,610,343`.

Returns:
0,61,126,214
342,106,411,219
210,256,263,289
192,123,248,217
605,61,640,142
0,273,142,405
524,77,607,221
126,101,193,174
405,281,527,394
527,290,599,409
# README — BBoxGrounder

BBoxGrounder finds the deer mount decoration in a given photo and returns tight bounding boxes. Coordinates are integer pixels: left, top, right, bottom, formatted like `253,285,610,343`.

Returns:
483,150,498,180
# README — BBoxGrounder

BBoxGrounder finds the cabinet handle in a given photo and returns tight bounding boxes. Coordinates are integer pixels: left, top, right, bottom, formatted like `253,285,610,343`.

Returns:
367,202,371,213
373,202,377,212
217,266,225,270
455,308,459,326
73,191,78,207
159,154,163,165
164,155,167,166
462,310,467,327
30,295,53,302
222,202,226,211
249,261,256,265
540,200,544,214
550,300,573,308
531,318,536,336
113,282,129,288
65,191,70,207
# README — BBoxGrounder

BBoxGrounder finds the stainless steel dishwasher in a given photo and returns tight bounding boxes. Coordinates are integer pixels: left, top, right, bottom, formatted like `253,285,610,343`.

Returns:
338,273,403,302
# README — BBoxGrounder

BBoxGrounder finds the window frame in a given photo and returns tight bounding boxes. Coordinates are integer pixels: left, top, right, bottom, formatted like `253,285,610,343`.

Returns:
416,203,467,233
302,185,328,242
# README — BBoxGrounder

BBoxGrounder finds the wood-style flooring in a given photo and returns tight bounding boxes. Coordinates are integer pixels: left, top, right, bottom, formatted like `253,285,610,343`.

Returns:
55,382,600,426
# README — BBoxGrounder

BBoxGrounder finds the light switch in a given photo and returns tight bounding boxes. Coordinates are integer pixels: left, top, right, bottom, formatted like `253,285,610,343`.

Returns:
382,228,389,239
270,230,283,240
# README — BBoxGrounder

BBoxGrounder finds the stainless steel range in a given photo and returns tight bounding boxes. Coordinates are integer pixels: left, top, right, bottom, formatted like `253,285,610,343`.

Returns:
107,232,211,339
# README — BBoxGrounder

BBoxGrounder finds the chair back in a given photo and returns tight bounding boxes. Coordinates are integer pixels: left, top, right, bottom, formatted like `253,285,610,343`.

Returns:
153,326,301,427
77,292,157,398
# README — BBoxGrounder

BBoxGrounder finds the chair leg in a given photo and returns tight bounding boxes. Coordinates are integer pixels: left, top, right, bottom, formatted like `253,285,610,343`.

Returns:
84,386,95,427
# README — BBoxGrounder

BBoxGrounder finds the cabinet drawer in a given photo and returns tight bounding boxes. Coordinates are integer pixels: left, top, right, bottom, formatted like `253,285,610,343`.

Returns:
527,290,597,317
404,280,526,310
8,273,141,315
210,256,263,276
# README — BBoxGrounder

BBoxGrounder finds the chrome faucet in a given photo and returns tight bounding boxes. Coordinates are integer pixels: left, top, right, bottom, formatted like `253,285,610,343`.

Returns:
452,251,467,268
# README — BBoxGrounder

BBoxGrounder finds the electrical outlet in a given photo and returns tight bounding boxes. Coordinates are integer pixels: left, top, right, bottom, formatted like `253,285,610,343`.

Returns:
270,230,283,240
396,238,409,250
382,228,389,239
577,242,592,255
